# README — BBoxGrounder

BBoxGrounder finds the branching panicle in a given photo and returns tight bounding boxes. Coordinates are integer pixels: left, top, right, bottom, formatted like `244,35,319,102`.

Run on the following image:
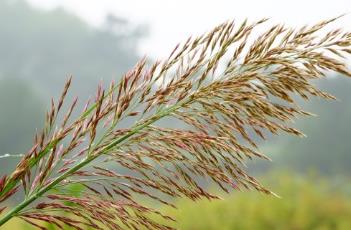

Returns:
0,17,351,229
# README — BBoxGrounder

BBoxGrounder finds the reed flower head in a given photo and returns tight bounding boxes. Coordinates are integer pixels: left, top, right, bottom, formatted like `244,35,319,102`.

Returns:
0,17,351,229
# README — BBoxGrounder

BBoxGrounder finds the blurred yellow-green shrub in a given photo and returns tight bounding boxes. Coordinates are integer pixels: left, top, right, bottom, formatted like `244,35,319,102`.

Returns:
3,173,351,230
159,173,351,230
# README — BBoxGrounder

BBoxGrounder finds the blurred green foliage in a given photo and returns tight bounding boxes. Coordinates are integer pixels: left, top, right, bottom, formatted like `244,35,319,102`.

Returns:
3,173,350,229
159,173,351,230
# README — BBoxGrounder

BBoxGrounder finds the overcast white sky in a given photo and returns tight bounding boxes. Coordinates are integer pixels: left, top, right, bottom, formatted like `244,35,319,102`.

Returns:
25,0,351,59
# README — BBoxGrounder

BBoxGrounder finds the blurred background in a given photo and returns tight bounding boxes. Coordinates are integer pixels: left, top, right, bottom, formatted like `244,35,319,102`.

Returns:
0,0,350,229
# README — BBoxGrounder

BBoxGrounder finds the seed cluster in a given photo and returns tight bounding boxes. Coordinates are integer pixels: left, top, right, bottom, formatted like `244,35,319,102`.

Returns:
0,17,350,229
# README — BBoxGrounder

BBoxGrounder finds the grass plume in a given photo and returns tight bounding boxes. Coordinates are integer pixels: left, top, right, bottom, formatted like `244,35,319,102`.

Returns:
0,17,351,229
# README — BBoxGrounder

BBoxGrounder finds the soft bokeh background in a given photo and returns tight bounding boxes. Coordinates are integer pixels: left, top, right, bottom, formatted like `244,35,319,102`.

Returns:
1,0,351,229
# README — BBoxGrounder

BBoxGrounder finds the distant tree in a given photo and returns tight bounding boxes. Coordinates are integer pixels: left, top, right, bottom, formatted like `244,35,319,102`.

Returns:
0,78,43,173
269,77,351,174
0,0,144,160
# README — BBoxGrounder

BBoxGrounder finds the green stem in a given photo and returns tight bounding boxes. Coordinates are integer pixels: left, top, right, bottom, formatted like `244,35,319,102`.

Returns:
0,156,94,226
0,141,58,198
0,83,120,200
0,98,190,227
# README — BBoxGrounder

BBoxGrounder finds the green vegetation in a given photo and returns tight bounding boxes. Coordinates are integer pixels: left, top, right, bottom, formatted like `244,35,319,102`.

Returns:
159,173,351,230
3,173,350,230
